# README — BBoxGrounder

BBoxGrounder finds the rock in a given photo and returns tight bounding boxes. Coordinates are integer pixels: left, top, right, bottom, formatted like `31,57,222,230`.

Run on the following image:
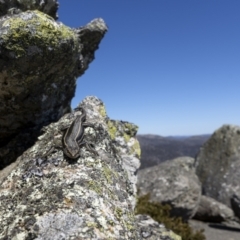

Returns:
73,18,108,76
107,119,141,204
0,0,59,19
195,124,240,212
137,156,201,221
193,195,235,223
0,10,107,168
231,194,240,219
135,215,182,240
0,96,141,239
189,219,240,240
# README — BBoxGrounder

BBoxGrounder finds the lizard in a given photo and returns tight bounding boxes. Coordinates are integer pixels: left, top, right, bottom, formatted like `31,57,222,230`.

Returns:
62,107,98,159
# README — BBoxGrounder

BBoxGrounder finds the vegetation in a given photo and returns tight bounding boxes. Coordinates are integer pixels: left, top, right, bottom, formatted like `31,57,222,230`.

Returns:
135,193,206,240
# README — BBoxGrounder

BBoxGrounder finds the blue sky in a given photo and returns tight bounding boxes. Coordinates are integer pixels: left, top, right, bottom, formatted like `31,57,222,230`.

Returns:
58,0,240,136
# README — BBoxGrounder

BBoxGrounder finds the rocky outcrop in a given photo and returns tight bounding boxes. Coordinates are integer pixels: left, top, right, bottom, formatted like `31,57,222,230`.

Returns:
137,156,201,221
107,119,141,205
0,8,107,168
0,4,182,239
0,0,59,19
0,96,142,239
193,195,235,223
195,124,240,216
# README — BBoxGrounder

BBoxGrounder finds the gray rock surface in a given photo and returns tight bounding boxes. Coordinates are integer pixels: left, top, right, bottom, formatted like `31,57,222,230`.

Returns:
107,119,141,205
0,0,59,19
135,215,181,240
195,124,240,212
231,194,240,219
193,195,235,223
190,219,240,240
73,18,108,76
137,156,201,221
0,10,107,168
0,96,141,239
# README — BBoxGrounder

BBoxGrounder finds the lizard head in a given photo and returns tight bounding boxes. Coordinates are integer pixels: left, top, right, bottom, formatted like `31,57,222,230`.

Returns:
63,146,80,159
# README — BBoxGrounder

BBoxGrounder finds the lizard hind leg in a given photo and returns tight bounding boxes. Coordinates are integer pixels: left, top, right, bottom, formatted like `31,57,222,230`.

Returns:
78,141,98,156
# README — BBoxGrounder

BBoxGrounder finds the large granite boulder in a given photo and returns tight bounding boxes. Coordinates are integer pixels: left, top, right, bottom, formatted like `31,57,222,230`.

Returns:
0,96,142,239
231,194,240,219
0,7,107,168
137,156,201,221
195,124,240,216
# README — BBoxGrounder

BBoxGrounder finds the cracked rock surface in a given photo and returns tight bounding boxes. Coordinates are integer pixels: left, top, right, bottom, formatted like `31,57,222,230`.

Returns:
0,96,141,239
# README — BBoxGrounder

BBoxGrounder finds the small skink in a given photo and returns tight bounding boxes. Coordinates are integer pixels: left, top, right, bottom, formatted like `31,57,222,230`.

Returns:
62,107,98,159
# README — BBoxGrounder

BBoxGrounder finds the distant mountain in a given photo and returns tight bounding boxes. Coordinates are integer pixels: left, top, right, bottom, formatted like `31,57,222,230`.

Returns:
137,134,211,169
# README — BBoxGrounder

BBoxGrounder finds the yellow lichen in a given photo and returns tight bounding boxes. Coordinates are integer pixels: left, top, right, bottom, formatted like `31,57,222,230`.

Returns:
99,105,107,118
1,10,79,59
88,180,103,195
131,139,141,159
162,231,182,240
103,166,113,184
115,207,123,220
123,133,131,142
107,121,117,140
86,221,98,228
124,122,138,137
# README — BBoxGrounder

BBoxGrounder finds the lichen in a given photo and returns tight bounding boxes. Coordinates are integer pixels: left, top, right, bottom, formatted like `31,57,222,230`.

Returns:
1,10,79,59
131,139,141,159
103,165,113,184
107,120,117,140
126,212,136,230
124,122,138,137
123,132,131,142
99,105,107,118
88,180,103,195
86,221,98,228
115,207,123,220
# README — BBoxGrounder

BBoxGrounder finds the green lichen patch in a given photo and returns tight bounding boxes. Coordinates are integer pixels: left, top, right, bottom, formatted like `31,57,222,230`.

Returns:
107,120,117,140
103,165,113,184
115,207,123,220
123,122,138,138
123,132,131,142
106,119,139,154
131,139,141,158
1,10,79,59
88,180,103,196
99,105,107,118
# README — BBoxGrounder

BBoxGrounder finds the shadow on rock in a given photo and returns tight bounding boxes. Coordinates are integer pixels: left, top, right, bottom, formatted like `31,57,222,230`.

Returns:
208,223,240,232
